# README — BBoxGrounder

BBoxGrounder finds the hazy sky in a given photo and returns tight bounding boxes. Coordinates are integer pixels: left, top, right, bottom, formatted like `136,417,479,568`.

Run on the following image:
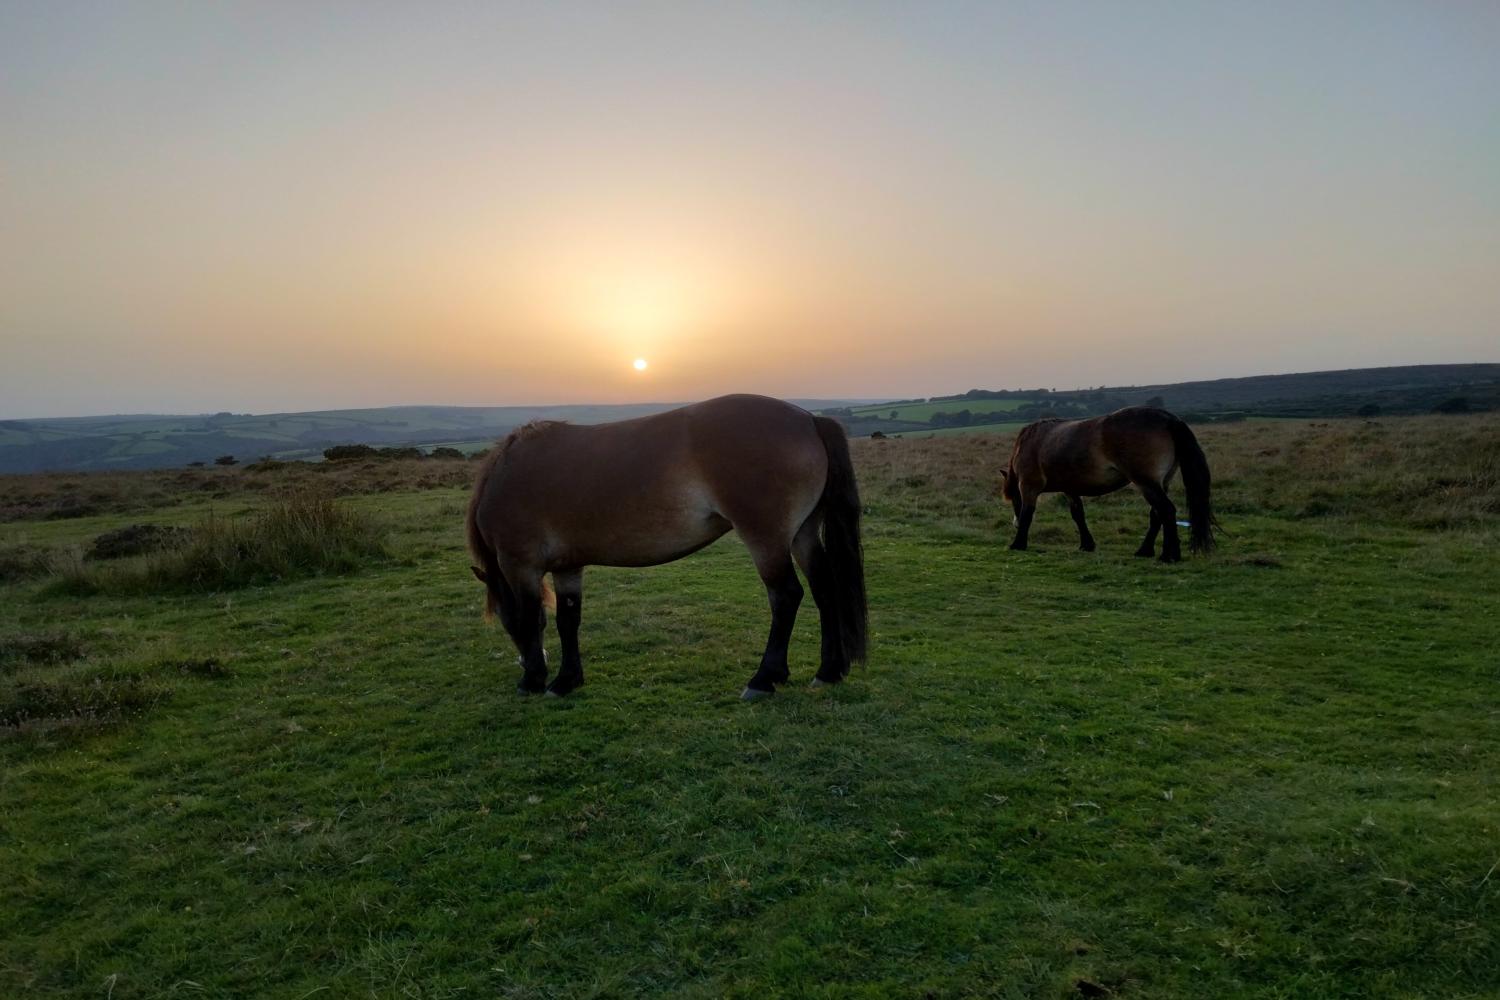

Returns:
2,2,1497,418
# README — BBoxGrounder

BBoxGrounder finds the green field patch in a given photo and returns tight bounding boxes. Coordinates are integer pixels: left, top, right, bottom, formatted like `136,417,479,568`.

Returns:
853,397,1036,421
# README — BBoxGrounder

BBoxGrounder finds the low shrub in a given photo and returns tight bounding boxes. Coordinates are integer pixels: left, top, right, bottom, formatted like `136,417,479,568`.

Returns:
85,523,191,560
323,444,379,462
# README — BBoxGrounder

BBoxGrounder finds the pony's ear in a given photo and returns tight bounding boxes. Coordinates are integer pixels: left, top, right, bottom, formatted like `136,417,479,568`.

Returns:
470,565,488,583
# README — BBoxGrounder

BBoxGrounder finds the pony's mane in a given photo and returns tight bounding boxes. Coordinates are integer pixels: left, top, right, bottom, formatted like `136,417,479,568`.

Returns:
500,418,565,453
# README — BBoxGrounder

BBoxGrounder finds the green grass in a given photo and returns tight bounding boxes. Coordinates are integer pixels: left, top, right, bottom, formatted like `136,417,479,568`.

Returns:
852,398,1036,422
889,421,1030,439
1,417,1497,997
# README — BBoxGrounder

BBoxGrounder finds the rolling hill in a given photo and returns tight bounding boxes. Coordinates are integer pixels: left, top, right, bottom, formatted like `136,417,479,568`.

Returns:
0,399,873,474
3,363,1494,472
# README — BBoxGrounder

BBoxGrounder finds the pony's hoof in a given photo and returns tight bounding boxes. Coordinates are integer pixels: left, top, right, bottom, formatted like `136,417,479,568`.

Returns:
545,689,562,699
809,678,825,689
741,686,774,701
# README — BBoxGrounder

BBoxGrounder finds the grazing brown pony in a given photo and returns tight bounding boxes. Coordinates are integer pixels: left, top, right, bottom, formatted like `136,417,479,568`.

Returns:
466,394,868,699
999,406,1216,562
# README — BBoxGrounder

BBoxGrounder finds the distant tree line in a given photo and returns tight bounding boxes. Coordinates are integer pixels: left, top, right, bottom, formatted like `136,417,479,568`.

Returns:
322,444,471,462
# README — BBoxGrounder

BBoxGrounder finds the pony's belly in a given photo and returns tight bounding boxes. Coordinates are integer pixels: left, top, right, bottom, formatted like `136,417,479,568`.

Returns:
557,508,731,569
1079,471,1130,496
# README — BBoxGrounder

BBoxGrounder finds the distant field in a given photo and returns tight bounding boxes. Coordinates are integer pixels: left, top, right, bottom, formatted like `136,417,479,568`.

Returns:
3,413,1497,997
889,421,1029,439
852,397,1034,422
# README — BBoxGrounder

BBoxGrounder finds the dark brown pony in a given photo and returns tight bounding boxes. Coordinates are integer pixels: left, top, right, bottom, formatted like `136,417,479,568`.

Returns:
466,394,867,699
999,406,1216,562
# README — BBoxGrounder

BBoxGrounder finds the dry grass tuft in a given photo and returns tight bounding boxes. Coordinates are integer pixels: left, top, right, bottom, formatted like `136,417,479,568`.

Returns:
0,543,55,582
0,631,86,669
51,492,388,594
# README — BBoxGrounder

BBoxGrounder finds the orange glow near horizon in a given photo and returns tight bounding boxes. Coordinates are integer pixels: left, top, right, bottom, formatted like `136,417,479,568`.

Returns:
1,4,1497,417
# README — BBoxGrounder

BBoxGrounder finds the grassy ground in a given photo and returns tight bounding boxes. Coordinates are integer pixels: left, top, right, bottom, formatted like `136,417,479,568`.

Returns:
2,415,1497,998
851,398,1034,422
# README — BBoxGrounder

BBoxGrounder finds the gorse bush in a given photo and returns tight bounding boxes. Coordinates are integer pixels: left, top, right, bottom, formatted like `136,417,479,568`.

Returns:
51,493,388,594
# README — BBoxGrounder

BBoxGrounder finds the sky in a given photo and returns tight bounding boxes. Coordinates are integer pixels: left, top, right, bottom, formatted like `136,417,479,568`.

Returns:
2,1,1497,418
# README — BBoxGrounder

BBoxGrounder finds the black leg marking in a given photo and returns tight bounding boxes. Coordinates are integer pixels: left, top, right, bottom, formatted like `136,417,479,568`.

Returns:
1010,499,1037,551
1135,508,1161,558
504,574,549,694
1068,495,1095,552
793,530,848,685
1137,482,1180,563
548,571,585,697
744,562,802,697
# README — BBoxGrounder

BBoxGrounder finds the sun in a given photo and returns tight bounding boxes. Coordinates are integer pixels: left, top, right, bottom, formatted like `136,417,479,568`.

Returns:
632,358,648,372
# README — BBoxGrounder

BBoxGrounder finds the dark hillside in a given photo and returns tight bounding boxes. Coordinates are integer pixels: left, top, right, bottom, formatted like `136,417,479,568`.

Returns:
831,363,1500,435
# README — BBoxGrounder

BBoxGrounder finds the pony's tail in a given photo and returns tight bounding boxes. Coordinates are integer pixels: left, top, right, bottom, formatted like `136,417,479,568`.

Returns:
812,416,868,666
1168,417,1217,554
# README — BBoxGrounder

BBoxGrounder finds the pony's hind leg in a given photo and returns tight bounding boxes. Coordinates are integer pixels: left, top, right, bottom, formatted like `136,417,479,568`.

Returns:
1067,495,1096,552
1135,508,1161,558
792,516,846,686
547,569,584,697
742,544,803,700
1135,481,1181,563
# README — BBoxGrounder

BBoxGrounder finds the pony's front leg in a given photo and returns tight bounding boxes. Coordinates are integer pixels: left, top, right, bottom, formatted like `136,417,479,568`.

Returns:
743,554,803,700
1067,494,1096,552
505,569,550,694
1010,496,1038,550
547,569,585,697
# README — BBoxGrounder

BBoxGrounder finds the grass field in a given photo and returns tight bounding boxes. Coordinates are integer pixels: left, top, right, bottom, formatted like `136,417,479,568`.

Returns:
851,398,1035,422
889,421,1031,439
2,415,1497,997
